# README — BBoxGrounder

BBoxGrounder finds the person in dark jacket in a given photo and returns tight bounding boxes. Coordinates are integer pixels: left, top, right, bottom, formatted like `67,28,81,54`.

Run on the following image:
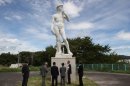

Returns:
78,63,84,86
60,63,66,86
22,63,30,86
51,62,59,86
67,60,72,84
40,62,48,86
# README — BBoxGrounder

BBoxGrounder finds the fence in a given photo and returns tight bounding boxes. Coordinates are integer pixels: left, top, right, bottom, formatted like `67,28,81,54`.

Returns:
83,64,130,72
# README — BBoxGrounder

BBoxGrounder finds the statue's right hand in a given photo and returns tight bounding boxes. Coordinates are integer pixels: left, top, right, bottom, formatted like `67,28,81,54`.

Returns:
51,30,56,35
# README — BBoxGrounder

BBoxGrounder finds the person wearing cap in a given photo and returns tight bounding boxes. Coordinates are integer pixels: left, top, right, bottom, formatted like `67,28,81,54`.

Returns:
51,2,72,56
60,63,66,86
40,62,48,86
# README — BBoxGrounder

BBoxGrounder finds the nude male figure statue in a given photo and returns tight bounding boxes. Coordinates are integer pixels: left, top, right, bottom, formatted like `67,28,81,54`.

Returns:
51,3,73,56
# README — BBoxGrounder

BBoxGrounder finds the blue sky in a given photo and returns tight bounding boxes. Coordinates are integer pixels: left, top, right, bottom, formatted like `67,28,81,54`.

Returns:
0,0,130,55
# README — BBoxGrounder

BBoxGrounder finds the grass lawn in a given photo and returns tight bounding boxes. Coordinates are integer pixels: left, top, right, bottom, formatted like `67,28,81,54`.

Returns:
0,66,40,72
18,76,98,86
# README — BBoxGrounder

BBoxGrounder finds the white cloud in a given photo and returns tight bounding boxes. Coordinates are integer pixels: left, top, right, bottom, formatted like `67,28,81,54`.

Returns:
68,22,94,30
4,15,23,21
112,45,130,50
0,37,38,54
24,27,54,40
112,45,130,55
4,16,12,20
84,0,130,31
63,1,84,18
12,15,22,20
28,0,51,13
26,0,52,27
0,38,18,44
0,0,13,6
87,0,102,4
116,30,130,40
0,30,38,54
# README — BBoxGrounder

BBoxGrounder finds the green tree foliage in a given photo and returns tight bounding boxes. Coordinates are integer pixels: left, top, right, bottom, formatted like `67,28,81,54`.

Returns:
45,46,56,65
19,51,31,63
33,51,45,66
68,37,120,64
19,46,55,66
0,52,17,66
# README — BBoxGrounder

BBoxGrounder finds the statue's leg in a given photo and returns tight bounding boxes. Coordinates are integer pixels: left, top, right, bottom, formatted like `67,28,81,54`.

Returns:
60,28,72,55
53,26,62,54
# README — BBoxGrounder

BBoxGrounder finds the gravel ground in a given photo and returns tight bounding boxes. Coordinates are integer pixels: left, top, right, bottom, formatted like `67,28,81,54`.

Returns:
0,71,130,86
0,72,39,86
87,72,130,86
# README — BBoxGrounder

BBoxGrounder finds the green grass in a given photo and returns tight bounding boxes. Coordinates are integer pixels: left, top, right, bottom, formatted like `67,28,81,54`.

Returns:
0,66,40,72
0,67,20,72
18,76,98,86
85,69,130,74
111,70,130,74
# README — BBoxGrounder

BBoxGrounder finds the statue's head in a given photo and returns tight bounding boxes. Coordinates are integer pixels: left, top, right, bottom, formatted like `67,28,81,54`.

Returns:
56,3,63,12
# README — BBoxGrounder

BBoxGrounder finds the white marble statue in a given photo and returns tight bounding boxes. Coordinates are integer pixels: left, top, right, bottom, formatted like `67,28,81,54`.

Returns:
51,2,73,56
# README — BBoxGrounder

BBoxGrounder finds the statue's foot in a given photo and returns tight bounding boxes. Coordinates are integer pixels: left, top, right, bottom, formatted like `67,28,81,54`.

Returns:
56,51,62,55
55,51,62,57
68,51,73,55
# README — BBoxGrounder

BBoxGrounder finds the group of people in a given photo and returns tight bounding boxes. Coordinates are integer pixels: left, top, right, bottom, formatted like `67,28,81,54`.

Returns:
21,61,84,86
40,61,73,86
40,60,84,86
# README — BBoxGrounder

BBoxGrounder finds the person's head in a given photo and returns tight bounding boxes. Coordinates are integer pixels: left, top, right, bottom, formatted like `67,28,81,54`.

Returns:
43,62,48,67
67,60,70,64
56,4,63,12
53,62,56,66
61,63,64,66
44,62,48,65
23,63,28,67
79,61,82,65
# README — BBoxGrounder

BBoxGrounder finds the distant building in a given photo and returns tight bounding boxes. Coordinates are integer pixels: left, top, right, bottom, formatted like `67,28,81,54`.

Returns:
10,63,22,68
118,55,130,63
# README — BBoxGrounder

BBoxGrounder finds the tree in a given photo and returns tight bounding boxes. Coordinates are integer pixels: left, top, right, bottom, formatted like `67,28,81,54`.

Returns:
68,37,120,64
19,51,31,63
45,46,56,66
0,52,17,66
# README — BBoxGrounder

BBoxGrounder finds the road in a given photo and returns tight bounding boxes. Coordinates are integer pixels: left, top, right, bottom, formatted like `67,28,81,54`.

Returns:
0,72,39,86
87,72,130,86
0,72,130,86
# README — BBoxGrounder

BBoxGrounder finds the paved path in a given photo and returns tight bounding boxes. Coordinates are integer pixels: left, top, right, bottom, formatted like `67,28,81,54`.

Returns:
0,71,130,86
0,72,39,86
87,72,130,86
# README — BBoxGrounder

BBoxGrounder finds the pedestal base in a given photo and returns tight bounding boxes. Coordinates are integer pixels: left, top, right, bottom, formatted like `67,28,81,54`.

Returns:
51,55,76,82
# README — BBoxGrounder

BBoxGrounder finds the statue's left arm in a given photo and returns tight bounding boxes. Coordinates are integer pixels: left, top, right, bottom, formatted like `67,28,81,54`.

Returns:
62,12,70,22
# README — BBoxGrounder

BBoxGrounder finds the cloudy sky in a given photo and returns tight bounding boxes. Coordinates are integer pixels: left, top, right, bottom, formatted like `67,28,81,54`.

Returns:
0,0,130,55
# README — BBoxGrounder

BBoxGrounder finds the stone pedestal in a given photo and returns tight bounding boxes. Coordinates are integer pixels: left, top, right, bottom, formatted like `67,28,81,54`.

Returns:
51,54,76,82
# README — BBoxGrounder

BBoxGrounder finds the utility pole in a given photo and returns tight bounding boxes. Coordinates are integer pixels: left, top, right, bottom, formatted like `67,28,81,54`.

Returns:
17,51,20,67
31,52,34,66
17,43,22,67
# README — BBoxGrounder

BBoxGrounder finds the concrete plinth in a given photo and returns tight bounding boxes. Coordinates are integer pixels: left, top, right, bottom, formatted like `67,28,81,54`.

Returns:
51,54,76,82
